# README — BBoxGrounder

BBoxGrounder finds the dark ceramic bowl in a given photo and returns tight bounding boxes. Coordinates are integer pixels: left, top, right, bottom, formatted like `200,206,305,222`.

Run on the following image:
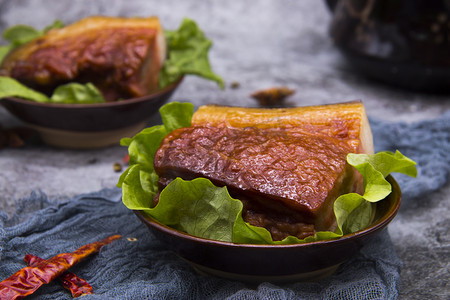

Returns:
134,175,401,283
0,77,183,148
326,0,450,93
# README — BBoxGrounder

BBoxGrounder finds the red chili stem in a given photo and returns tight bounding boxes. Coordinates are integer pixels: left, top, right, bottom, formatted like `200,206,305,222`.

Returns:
24,254,93,298
0,234,121,300
122,153,130,164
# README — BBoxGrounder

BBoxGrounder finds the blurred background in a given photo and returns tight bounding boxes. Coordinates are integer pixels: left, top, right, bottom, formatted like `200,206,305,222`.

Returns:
1,0,449,122
0,1,448,299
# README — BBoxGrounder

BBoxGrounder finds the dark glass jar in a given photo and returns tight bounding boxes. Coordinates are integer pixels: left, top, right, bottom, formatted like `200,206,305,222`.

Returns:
327,0,450,93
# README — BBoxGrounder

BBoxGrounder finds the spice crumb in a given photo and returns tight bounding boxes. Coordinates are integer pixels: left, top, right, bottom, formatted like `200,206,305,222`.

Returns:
230,81,240,89
250,86,295,107
113,162,122,172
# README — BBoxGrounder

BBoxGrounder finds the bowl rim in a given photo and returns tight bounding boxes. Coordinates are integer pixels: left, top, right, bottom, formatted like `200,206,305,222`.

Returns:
0,76,184,109
134,175,401,249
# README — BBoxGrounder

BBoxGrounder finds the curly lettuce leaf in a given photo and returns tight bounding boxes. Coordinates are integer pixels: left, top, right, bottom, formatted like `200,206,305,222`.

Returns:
0,46,10,64
334,151,417,235
159,18,224,89
118,102,194,207
152,178,242,242
0,76,106,104
0,76,49,103
50,82,105,104
119,102,417,244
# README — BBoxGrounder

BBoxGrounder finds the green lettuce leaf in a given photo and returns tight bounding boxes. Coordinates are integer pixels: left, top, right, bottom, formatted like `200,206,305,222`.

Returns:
120,104,417,244
0,76,106,104
150,178,242,242
50,82,105,104
0,46,11,64
333,151,417,236
159,18,224,89
0,76,49,103
118,102,194,207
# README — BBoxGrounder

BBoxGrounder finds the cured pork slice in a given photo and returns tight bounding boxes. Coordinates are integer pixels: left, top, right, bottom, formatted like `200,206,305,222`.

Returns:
154,101,373,240
0,16,166,101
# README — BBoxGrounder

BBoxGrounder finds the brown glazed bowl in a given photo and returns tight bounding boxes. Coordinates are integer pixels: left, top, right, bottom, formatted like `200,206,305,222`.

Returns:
0,77,183,149
134,175,401,283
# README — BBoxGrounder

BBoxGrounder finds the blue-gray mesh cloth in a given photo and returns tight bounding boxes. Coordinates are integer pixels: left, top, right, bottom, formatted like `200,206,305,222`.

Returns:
1,111,449,300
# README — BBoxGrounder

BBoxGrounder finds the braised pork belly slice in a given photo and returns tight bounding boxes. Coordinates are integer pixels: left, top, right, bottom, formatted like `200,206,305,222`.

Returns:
0,16,166,101
154,125,363,240
191,101,374,154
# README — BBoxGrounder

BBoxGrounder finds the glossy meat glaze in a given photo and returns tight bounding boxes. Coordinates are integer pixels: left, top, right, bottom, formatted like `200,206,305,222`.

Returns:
155,125,361,240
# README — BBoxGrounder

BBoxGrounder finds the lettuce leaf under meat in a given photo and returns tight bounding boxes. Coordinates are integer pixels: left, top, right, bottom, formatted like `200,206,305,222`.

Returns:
0,76,105,104
118,102,417,244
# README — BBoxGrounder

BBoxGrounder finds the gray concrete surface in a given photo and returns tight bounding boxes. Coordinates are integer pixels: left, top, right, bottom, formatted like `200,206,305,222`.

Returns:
0,1,449,299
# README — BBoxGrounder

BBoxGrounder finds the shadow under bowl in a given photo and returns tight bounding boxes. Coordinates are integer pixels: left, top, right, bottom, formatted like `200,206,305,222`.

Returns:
134,175,401,283
0,77,183,149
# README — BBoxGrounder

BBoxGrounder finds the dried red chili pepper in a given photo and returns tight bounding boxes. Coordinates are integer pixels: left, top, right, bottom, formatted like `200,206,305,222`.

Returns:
0,234,121,300
24,254,93,298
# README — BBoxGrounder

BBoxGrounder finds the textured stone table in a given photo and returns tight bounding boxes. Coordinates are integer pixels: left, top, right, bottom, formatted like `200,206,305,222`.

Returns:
1,1,449,299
